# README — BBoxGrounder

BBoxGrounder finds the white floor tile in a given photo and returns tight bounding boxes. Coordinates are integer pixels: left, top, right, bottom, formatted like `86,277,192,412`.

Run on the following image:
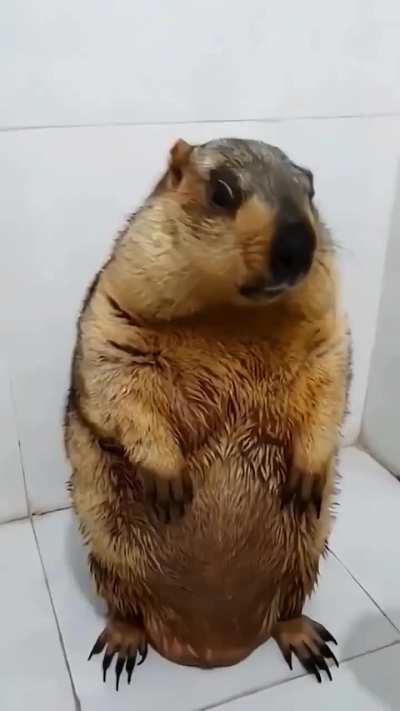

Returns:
217,644,400,710
34,506,398,711
332,448,400,631
0,519,75,710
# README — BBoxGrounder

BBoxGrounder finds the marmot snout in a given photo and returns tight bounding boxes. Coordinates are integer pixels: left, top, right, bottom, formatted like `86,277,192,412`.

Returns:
65,137,350,689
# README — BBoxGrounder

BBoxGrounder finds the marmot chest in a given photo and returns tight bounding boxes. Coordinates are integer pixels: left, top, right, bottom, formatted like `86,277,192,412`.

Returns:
159,336,295,459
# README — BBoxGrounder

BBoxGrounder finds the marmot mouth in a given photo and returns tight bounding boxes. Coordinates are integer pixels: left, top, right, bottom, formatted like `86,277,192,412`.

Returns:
239,282,287,301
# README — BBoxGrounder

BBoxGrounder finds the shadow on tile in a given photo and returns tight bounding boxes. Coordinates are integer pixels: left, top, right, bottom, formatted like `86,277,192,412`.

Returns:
344,610,400,711
65,512,106,616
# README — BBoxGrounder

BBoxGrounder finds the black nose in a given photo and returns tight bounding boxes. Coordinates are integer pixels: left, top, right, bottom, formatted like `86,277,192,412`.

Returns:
270,214,316,285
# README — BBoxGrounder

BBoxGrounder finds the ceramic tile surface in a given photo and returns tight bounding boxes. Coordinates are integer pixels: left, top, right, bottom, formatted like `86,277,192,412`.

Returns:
331,448,400,632
0,360,27,522
2,3,399,709
1,1,399,128
216,644,400,710
362,175,400,477
33,449,399,710
0,519,74,710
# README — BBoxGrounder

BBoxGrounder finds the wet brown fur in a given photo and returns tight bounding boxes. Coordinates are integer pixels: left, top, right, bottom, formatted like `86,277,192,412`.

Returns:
65,138,350,667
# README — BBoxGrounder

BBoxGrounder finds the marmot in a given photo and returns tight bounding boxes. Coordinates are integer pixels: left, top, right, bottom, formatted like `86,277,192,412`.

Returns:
65,137,350,690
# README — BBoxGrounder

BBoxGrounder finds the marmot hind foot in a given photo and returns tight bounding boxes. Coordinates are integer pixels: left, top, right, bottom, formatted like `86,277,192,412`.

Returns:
88,618,148,690
273,615,339,682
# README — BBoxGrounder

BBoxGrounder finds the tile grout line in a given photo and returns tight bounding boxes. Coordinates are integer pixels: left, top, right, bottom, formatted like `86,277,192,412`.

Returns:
328,547,400,636
0,503,72,527
197,640,400,711
8,374,32,521
1,110,400,133
33,502,72,516
0,512,31,526
30,517,82,711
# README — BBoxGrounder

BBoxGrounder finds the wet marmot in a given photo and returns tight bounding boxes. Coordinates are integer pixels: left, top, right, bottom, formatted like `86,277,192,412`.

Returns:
65,138,350,689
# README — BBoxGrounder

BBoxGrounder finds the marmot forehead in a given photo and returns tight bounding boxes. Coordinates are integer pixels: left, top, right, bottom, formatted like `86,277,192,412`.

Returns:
192,138,311,201
195,138,288,170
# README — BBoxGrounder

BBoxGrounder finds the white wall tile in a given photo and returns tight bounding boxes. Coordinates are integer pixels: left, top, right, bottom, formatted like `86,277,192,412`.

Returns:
0,359,27,522
362,167,400,475
0,118,397,510
1,1,399,128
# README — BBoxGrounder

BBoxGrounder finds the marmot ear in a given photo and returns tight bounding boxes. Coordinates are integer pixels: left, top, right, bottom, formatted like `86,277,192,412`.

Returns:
168,139,193,186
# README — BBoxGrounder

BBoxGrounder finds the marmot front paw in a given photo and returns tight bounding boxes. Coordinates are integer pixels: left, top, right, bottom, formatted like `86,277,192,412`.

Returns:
281,465,327,517
139,465,193,523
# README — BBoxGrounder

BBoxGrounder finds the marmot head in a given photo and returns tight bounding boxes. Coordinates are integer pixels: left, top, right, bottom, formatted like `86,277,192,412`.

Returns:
112,138,331,318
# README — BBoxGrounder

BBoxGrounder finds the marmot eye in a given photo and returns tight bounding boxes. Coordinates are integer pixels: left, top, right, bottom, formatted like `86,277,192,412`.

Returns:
211,179,236,209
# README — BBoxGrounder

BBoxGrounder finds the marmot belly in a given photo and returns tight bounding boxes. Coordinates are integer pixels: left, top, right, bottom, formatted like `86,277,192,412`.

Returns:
80,441,331,668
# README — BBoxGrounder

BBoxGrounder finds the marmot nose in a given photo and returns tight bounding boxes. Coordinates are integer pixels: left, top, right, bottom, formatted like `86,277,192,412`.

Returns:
270,215,316,285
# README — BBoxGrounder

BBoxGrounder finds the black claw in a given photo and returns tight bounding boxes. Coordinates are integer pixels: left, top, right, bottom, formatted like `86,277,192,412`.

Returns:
184,481,193,505
115,656,125,691
313,666,322,684
88,634,106,660
157,504,170,525
284,648,293,670
281,490,293,510
126,653,137,683
102,652,115,683
315,623,337,646
319,642,339,668
314,653,333,681
298,497,309,516
331,649,339,667
171,480,188,520
143,474,157,506
314,496,322,519
168,481,177,504
301,654,322,683
138,642,148,666
304,644,333,683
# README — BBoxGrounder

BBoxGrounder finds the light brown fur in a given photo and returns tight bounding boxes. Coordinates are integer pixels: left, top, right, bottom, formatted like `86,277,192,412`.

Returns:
65,138,349,676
